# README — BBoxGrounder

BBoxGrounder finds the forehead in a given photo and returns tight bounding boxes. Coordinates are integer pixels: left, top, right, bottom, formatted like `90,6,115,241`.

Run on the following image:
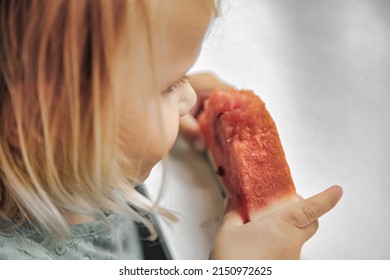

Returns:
155,1,214,45
152,0,215,81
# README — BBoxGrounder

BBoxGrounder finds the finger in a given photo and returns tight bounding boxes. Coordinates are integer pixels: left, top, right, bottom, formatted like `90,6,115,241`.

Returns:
179,114,205,150
283,185,343,228
223,209,244,228
222,197,244,227
187,72,236,95
187,73,236,119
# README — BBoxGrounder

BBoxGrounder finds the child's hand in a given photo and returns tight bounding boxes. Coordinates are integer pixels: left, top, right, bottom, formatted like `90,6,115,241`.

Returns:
210,185,343,259
179,72,235,150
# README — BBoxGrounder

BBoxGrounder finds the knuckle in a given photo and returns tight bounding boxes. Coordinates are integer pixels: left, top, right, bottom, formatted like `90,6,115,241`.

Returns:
302,202,320,223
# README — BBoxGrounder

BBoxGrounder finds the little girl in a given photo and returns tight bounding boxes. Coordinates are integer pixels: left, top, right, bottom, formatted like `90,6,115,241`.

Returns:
0,0,342,259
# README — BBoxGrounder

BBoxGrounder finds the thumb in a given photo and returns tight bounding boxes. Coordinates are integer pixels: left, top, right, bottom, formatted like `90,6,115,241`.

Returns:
284,185,343,228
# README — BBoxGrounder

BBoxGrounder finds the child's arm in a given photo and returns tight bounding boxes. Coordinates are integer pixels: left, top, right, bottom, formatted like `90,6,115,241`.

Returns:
210,185,343,259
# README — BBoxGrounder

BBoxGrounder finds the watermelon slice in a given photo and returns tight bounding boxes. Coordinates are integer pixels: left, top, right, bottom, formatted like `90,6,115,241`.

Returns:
198,89,298,222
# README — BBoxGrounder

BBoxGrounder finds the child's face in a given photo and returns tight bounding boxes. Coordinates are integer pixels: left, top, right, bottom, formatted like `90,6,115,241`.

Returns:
121,1,212,180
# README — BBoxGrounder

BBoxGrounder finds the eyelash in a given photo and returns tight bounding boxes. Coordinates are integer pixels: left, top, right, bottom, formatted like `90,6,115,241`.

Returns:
164,76,188,94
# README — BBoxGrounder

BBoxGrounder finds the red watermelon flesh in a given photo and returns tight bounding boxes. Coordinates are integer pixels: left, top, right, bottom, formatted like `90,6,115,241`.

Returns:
198,89,298,222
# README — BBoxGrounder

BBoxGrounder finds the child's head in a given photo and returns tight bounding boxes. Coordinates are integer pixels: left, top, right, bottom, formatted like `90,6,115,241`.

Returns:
0,0,215,235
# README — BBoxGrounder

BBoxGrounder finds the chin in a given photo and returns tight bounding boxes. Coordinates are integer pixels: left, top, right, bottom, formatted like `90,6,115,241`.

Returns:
137,157,161,183
135,135,177,184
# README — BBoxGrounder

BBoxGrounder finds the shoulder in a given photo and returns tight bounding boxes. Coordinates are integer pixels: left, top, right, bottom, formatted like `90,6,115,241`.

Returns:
0,231,53,260
62,214,144,260
0,214,143,260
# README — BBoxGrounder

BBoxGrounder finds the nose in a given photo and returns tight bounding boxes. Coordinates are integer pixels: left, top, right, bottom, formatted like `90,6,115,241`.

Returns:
179,79,197,117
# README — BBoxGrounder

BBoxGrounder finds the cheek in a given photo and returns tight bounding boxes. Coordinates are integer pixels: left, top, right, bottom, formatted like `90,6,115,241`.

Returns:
143,93,180,163
157,93,181,151
161,101,180,149
118,90,181,180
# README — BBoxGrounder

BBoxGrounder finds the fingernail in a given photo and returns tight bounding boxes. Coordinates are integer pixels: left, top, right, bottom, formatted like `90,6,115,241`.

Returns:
334,185,343,198
329,185,343,200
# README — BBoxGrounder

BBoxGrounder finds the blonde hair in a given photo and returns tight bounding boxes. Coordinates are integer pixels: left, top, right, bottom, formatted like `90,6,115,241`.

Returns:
0,0,216,239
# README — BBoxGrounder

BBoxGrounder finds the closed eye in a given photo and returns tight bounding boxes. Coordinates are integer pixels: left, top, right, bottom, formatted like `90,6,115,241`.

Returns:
163,76,188,94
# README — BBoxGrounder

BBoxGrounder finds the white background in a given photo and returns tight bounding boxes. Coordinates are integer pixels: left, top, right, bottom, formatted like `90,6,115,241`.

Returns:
2,260,390,279
145,0,390,259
